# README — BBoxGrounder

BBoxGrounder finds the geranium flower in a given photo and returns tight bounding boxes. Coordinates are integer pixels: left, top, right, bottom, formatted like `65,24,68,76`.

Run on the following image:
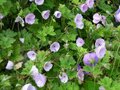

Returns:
80,4,88,13
41,10,50,20
59,72,68,83
32,73,47,88
35,0,44,5
54,11,62,18
25,13,35,25
50,42,60,52
0,13,4,20
15,16,24,26
77,69,84,82
22,83,36,90
93,13,101,24
30,65,39,75
95,46,106,59
95,38,105,48
5,61,14,70
43,61,53,72
19,38,24,43
83,52,99,66
76,37,85,47
27,51,37,61
74,14,84,29
101,15,106,25
114,7,120,22
86,0,94,8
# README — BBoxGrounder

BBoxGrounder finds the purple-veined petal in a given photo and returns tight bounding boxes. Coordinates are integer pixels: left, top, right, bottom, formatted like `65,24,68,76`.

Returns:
43,61,53,72
77,69,84,82
80,4,88,13
30,65,39,75
101,15,106,25
59,72,68,83
76,37,85,47
74,14,83,24
86,0,94,8
95,46,106,59
76,21,84,29
27,51,37,61
35,0,44,5
50,42,60,52
32,73,47,88
41,10,50,20
54,11,62,18
22,83,36,90
95,38,105,48
83,52,99,66
114,7,120,22
5,61,14,70
93,13,101,24
25,13,35,25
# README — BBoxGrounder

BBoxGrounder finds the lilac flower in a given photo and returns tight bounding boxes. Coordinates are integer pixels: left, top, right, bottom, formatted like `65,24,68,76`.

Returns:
59,72,68,83
35,0,44,5
27,51,37,61
95,38,105,48
25,13,35,25
19,38,24,43
32,73,46,88
5,61,14,70
80,4,88,13
54,11,62,18
99,86,106,90
77,69,84,82
74,14,83,24
76,37,85,47
41,10,50,20
22,83,36,90
114,7,120,22
50,42,60,52
93,13,101,24
0,13,4,20
43,61,53,72
95,46,106,59
77,64,82,71
83,52,99,66
101,15,106,25
86,0,94,8
30,65,39,75
74,14,84,29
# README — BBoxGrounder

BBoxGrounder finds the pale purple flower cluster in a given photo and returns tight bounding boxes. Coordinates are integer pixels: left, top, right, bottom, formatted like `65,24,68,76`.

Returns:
29,0,44,5
59,72,68,83
76,37,85,47
114,7,120,22
80,0,94,13
50,42,60,52
27,51,37,61
74,14,84,29
93,13,106,25
25,13,35,25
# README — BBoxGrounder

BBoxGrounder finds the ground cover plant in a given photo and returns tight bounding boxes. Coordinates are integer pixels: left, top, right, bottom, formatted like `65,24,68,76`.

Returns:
0,0,120,90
